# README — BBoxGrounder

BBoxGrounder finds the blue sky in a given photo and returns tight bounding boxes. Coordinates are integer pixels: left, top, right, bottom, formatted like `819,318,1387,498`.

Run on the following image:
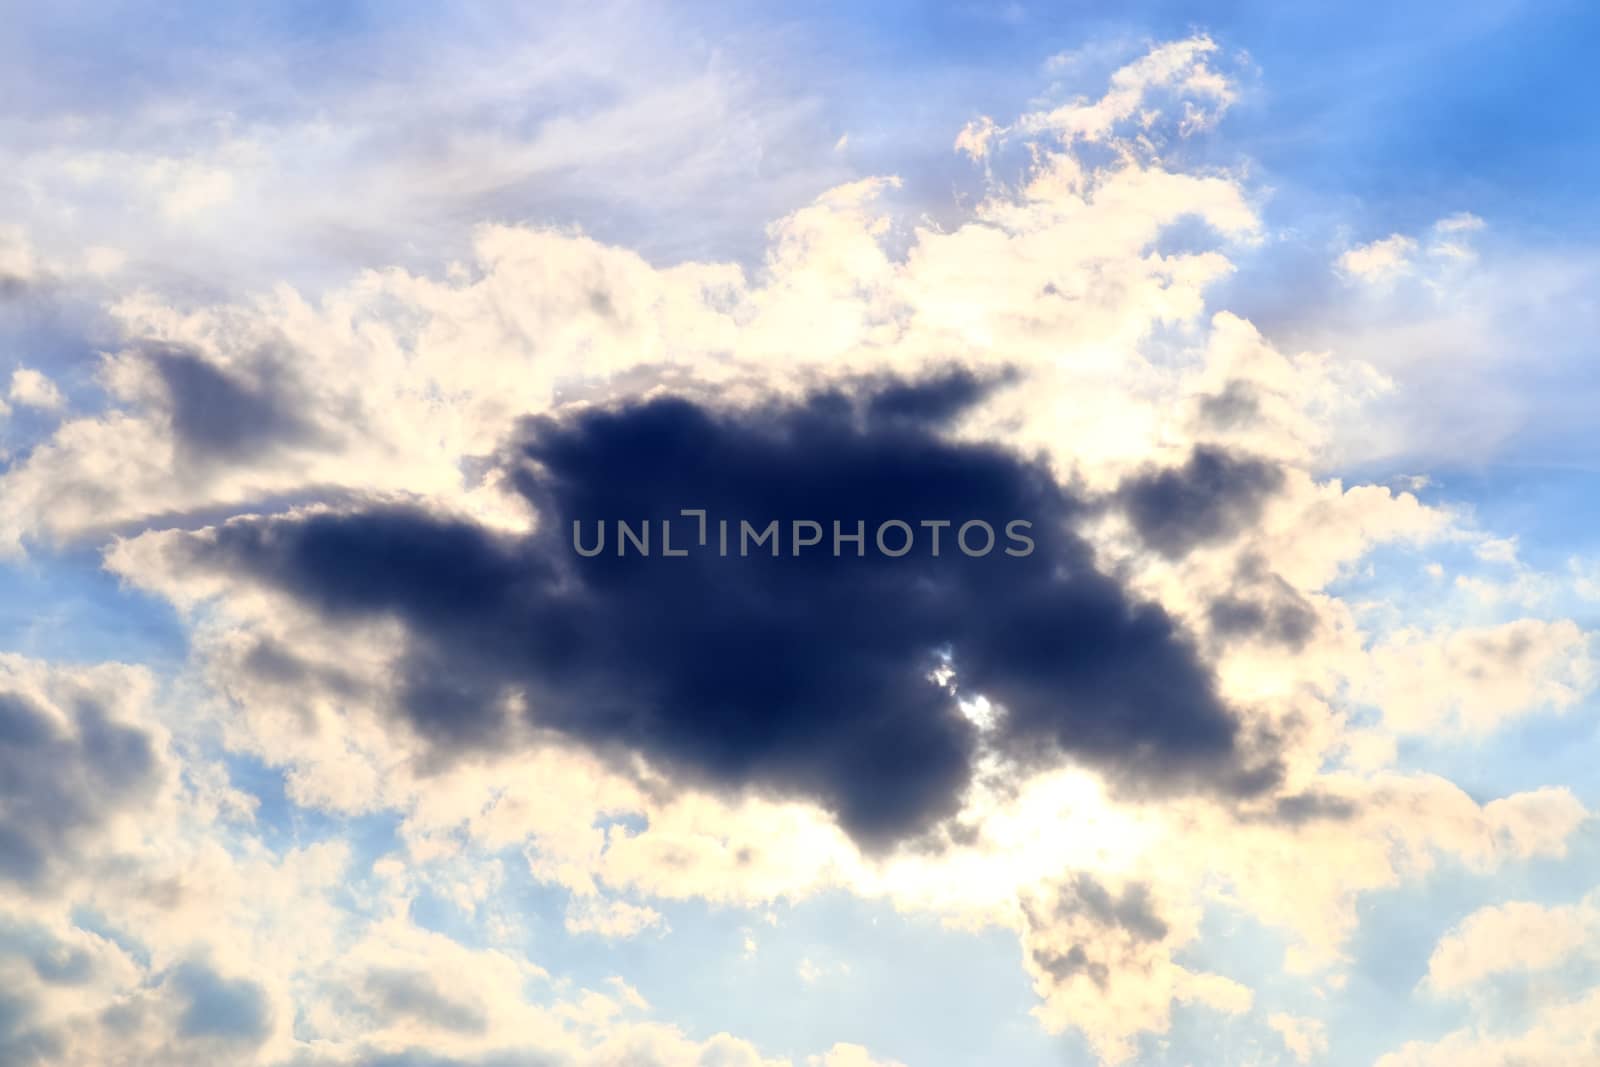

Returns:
2,4,1599,1066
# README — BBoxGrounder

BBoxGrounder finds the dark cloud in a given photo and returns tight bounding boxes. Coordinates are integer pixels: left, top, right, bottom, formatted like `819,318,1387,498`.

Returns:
1195,379,1261,430
1032,943,1108,986
0,988,61,1066
1268,790,1360,825
1208,591,1318,650
0,691,163,889
0,922,96,986
1117,445,1284,558
364,970,487,1035
143,343,318,461
180,373,1279,848
169,961,273,1044
863,365,1014,425
1207,557,1319,650
1054,874,1169,943
1025,874,1170,990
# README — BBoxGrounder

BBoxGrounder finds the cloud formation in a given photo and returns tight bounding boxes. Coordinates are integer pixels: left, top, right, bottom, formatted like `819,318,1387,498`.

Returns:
0,682,164,893
3,20,1596,1067
161,374,1279,848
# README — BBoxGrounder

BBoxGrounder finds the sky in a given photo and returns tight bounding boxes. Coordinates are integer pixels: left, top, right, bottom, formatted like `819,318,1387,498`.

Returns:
1,3,1599,1065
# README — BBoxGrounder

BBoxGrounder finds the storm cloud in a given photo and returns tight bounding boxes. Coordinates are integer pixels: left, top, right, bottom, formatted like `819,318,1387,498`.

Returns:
179,374,1279,848
1117,445,1284,558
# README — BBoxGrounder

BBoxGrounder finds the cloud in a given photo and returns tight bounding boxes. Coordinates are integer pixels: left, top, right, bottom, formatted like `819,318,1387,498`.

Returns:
0,681,164,892
0,225,39,295
0,5,852,289
796,956,849,986
47,37,1515,1063
154,374,1279,849
139,344,320,463
1115,446,1285,559
6,28,1586,1067
1337,215,1491,288
807,1045,905,1067
0,31,1278,555
362,969,489,1036
1268,1013,1328,1064
0,670,872,1067
1206,564,1319,651
1020,871,1249,1063
169,960,274,1044
1423,895,1599,996
1377,984,1600,1067
1376,893,1600,1066
1428,213,1486,262
1304,212,1600,469
563,896,664,940
1337,234,1419,283
960,35,1238,160
1363,619,1595,734
7,369,65,412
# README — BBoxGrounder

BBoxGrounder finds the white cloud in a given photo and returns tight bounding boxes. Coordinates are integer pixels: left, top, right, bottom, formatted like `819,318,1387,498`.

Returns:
1429,212,1487,262
1339,214,1488,285
0,224,39,285
1381,898,1600,1067
1363,619,1595,733
82,244,127,277
807,1043,907,1067
957,35,1236,161
1269,1013,1329,1064
1424,895,1599,996
1434,212,1486,234
1375,989,1600,1067
1,6,853,294
1338,234,1419,282
0,650,893,1067
1473,535,1519,564
8,367,66,411
564,895,666,940
796,956,850,986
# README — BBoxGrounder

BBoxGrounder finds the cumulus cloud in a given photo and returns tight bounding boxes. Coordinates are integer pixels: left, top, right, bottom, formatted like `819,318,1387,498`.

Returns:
1380,896,1600,1067
1338,216,1488,286
1373,994,1600,1067
1268,1013,1329,1064
7,368,65,412
1363,619,1595,734
959,35,1238,160
1337,234,1419,283
807,1045,906,1067
1116,446,1285,559
1018,872,1251,1063
564,896,664,940
133,374,1281,849
0,659,166,894
0,225,39,294
167,960,275,1046
136,343,322,464
0,659,894,1067
1423,895,1600,997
